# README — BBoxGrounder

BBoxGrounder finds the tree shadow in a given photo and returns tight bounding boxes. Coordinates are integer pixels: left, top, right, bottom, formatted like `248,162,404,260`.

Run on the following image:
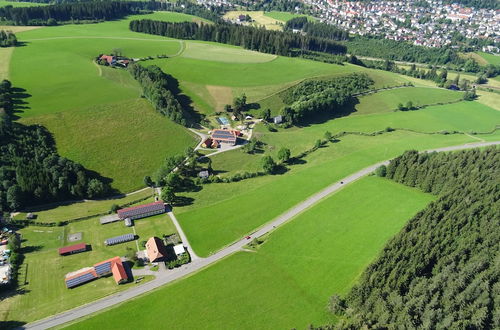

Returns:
19,245,43,254
172,196,194,207
287,158,307,165
296,98,359,127
0,320,26,329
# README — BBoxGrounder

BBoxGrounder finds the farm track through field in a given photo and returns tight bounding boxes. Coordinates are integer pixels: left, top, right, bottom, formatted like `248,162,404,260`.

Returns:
22,140,500,330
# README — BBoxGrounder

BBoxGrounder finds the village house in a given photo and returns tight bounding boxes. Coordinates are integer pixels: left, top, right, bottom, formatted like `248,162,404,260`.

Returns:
145,236,168,262
210,129,241,146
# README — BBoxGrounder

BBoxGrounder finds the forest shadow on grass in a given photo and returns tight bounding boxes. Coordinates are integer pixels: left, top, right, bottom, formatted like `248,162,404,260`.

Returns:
296,98,359,128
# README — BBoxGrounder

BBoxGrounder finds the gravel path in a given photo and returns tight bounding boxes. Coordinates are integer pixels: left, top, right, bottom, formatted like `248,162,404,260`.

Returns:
21,141,500,330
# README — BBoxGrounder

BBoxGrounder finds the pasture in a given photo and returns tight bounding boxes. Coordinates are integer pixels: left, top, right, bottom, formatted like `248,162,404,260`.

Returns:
223,10,286,30
66,176,434,330
476,52,500,66
2,212,176,324
177,131,476,256
264,11,313,22
354,87,464,115
0,0,45,7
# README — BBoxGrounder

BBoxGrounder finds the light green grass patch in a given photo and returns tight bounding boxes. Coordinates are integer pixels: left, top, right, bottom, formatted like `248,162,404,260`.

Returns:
15,189,154,223
20,99,196,192
66,176,433,330
476,52,500,66
0,0,45,7
354,87,464,115
181,41,277,63
264,11,313,22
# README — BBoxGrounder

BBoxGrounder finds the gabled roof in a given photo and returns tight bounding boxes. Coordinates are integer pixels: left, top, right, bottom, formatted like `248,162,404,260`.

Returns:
211,129,237,142
117,201,165,219
112,261,128,284
146,236,167,262
59,243,86,255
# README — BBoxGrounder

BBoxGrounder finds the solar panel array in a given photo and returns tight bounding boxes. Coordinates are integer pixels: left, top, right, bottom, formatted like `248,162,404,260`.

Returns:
212,131,236,139
117,202,165,219
65,272,97,288
94,261,112,276
104,233,135,246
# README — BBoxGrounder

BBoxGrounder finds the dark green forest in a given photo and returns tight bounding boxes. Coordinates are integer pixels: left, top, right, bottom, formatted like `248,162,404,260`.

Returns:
285,16,349,41
0,1,139,25
0,30,16,47
128,64,194,126
0,80,111,215
280,73,374,125
129,19,347,57
326,147,499,329
346,37,466,66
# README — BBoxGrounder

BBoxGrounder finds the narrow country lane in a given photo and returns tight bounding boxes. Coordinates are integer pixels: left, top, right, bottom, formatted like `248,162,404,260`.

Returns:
21,141,500,330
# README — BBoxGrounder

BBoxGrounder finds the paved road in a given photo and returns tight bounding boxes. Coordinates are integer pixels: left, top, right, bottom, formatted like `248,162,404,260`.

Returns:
22,141,500,330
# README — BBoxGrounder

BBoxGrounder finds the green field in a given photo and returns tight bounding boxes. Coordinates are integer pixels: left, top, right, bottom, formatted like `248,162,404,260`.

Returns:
8,12,209,192
354,87,464,115
2,211,177,323
477,52,500,66
13,189,154,223
66,176,434,330
263,11,313,22
0,0,45,7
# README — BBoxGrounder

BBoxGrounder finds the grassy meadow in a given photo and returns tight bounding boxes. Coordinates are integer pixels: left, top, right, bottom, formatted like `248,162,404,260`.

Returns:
223,10,286,30
476,52,500,66
0,0,45,7
2,211,176,324
66,176,434,330
264,10,313,22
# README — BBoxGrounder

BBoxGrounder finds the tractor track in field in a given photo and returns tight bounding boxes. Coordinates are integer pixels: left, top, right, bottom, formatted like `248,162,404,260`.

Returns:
21,140,500,330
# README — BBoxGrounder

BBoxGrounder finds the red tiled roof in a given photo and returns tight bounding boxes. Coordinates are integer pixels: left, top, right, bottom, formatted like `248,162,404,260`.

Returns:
112,261,128,284
94,256,121,268
117,201,165,219
59,243,87,255
146,236,167,262
65,267,97,282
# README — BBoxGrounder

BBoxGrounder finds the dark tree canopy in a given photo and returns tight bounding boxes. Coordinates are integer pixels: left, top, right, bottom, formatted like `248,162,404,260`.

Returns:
0,30,16,47
129,19,347,57
332,147,500,329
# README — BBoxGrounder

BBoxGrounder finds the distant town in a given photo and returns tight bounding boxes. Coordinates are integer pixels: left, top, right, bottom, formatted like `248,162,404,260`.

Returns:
305,0,499,49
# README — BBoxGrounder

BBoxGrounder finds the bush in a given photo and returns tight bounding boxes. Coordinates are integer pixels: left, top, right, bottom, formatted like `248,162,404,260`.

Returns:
375,165,387,177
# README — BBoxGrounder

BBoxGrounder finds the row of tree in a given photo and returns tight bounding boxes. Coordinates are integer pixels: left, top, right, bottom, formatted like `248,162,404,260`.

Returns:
279,73,374,125
0,80,111,214
328,147,499,329
129,19,347,57
231,0,306,13
0,30,16,47
285,16,349,41
0,1,139,25
128,64,191,126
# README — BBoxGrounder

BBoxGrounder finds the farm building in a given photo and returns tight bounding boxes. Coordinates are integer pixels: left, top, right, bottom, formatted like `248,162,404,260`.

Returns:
273,115,283,124
104,233,135,246
58,243,88,256
65,256,128,288
100,214,120,225
198,170,209,179
117,201,166,220
211,129,240,146
145,237,167,262
124,218,133,227
99,55,116,65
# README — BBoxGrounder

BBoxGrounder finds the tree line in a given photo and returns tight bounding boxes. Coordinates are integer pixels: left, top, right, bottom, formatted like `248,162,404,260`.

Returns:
129,19,347,57
0,30,16,47
0,80,111,215
231,0,307,13
326,147,499,329
279,73,374,125
0,1,139,25
285,16,349,41
128,64,193,127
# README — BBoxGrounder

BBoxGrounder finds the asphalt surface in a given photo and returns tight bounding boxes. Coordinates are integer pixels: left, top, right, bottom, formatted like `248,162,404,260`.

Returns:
22,141,500,330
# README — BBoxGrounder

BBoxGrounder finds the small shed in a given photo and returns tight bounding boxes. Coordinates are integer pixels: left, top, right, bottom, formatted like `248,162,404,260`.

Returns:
26,213,35,220
273,115,283,124
198,170,210,179
124,218,133,227
173,244,186,256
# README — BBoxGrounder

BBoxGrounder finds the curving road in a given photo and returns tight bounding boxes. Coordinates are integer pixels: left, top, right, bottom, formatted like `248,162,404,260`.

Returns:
21,141,500,330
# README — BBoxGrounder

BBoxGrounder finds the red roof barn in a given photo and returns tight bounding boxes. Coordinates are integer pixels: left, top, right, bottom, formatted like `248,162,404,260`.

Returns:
59,243,87,256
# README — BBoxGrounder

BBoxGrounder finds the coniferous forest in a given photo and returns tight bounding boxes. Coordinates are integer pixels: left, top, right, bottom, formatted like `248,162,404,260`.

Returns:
129,19,347,57
0,80,111,214
327,147,499,329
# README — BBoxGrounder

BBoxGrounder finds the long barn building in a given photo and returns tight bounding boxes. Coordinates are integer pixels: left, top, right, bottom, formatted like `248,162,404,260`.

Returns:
117,201,166,220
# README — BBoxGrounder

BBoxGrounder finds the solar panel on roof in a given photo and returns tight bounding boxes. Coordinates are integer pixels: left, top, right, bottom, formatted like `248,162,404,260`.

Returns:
66,272,97,288
104,233,135,246
94,262,112,275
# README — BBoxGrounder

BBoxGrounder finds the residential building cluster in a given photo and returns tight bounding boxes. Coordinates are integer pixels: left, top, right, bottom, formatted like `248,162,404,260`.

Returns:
302,0,499,49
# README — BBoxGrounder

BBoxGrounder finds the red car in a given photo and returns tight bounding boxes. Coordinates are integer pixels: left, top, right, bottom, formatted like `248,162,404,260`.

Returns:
245,236,251,240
